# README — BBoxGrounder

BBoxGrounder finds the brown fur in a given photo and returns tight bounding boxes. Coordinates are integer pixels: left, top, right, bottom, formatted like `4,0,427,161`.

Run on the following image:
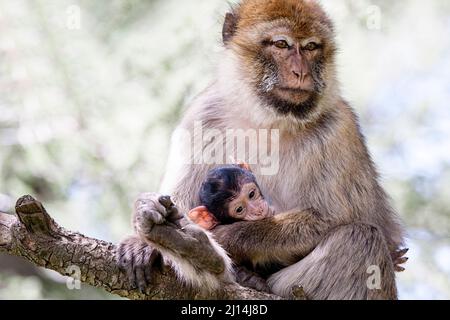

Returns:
233,0,335,50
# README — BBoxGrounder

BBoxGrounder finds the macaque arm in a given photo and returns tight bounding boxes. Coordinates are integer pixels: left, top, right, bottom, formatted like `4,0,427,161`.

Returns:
213,208,335,266
123,192,234,292
134,194,228,274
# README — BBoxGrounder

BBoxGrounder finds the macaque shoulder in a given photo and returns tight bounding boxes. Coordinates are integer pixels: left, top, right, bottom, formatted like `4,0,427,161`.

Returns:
179,83,228,130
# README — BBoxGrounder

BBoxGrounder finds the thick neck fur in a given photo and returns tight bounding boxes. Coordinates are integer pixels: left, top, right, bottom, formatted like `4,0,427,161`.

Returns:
216,48,341,134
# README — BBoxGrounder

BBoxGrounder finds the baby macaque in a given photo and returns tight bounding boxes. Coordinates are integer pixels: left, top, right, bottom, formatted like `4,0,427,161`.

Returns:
187,163,276,293
188,164,274,230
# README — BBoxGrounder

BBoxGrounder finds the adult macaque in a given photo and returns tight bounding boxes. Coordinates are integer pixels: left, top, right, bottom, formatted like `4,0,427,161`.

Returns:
118,0,407,299
188,164,275,230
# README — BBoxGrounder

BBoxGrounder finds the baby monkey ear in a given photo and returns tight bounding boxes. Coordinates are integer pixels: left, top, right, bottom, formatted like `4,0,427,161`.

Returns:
237,161,252,172
187,206,218,230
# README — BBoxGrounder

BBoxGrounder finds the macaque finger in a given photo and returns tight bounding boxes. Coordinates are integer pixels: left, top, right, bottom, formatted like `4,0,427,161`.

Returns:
144,266,154,287
291,286,307,300
395,265,405,272
118,246,138,288
145,250,161,284
136,193,168,218
135,199,167,228
136,245,155,292
254,280,271,293
397,248,409,257
393,257,408,273
235,266,271,293
159,195,183,224
167,206,184,225
159,195,174,209
396,257,409,265
128,254,138,289
392,248,409,259
121,258,137,289
135,266,147,293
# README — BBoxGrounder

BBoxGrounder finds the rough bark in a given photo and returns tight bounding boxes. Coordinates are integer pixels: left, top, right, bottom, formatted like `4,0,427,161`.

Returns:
0,195,283,300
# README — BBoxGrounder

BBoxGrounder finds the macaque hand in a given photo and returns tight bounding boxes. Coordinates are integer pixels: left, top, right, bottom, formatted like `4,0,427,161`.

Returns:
134,192,183,236
117,193,183,292
116,236,162,293
234,265,271,293
392,248,409,272
136,193,229,275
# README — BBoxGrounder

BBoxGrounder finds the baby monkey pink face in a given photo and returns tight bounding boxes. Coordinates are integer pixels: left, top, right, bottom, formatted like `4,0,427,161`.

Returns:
226,182,273,221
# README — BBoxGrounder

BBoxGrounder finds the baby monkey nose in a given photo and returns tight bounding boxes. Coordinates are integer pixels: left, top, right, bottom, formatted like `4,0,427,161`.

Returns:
256,207,265,216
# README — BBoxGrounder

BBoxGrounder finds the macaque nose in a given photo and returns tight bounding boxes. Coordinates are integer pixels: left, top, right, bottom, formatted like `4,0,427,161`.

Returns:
291,53,308,81
249,203,262,215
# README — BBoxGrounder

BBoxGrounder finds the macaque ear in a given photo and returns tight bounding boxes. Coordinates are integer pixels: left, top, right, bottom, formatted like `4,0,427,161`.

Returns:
187,206,218,230
237,161,252,172
222,12,238,44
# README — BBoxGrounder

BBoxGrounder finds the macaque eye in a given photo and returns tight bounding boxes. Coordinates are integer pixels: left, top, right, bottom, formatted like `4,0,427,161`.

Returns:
236,206,245,214
303,42,320,51
273,40,289,49
249,190,256,199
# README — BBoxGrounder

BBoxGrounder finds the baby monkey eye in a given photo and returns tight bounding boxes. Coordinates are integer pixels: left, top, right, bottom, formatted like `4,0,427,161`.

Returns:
273,40,289,49
303,42,320,51
249,190,256,199
236,206,245,214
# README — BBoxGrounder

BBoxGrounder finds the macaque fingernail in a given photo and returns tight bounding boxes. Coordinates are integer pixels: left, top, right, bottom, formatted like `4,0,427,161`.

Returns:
159,196,173,208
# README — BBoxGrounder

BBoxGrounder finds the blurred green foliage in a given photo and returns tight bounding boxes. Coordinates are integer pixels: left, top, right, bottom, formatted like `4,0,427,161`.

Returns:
0,0,449,299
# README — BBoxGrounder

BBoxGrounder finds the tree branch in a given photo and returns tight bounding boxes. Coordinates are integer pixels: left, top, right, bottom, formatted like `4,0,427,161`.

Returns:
0,195,281,300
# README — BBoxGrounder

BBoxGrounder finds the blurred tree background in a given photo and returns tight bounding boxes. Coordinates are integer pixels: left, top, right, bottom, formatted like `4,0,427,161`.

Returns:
0,0,449,299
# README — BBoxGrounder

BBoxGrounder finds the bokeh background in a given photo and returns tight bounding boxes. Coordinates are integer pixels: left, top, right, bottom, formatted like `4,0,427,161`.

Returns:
0,0,449,299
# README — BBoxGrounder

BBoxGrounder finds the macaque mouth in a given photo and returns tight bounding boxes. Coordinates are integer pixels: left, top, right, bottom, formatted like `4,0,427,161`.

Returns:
263,91,320,120
277,87,312,94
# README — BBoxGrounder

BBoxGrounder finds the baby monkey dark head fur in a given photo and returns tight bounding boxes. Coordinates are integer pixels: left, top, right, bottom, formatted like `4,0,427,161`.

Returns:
199,164,273,228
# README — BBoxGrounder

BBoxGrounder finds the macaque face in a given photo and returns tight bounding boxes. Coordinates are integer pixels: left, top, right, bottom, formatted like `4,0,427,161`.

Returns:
249,25,332,118
227,182,272,221
229,0,336,119
260,30,325,105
